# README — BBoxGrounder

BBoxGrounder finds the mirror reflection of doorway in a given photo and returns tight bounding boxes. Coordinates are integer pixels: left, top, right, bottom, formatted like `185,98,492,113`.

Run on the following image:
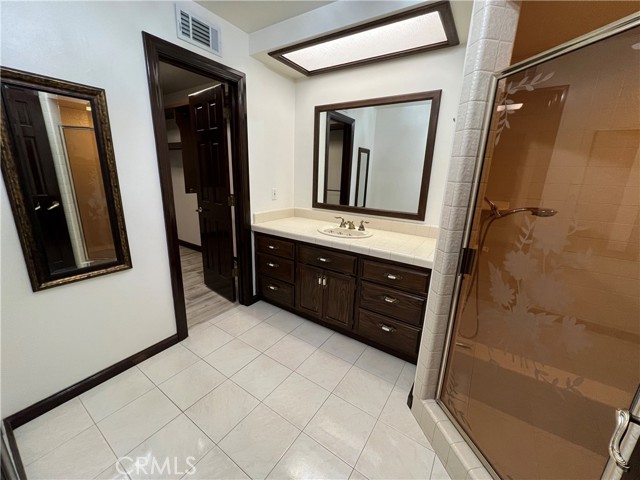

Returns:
158,62,237,328
323,111,354,205
355,147,370,207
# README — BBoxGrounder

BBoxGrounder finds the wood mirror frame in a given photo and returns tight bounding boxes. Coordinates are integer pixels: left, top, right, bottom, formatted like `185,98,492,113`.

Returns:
312,90,441,221
1,67,131,291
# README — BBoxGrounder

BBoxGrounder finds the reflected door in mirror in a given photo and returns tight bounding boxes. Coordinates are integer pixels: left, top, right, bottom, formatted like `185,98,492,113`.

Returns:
3,86,77,272
324,111,354,205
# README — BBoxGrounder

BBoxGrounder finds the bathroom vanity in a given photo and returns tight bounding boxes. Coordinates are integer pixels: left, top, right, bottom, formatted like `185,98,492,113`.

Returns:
253,216,436,362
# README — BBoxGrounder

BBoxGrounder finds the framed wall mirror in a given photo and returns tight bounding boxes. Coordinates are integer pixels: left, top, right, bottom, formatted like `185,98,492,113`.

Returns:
1,67,131,291
313,90,441,220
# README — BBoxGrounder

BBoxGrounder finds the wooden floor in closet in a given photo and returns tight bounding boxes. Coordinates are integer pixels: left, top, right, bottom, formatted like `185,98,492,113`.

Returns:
180,246,236,328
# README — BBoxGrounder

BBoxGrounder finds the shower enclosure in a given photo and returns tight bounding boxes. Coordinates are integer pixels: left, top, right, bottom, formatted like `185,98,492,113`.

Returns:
439,16,640,479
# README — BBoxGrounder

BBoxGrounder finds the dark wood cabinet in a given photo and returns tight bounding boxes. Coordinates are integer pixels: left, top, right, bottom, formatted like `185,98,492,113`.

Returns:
254,232,430,362
296,263,356,328
296,264,324,319
323,271,355,328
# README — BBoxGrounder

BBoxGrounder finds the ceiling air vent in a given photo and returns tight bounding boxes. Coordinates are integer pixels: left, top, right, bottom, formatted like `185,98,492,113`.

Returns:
175,4,221,56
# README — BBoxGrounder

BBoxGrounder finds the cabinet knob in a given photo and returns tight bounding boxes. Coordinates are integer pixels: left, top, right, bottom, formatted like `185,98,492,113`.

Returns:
378,323,396,333
266,262,279,268
267,245,279,250
384,272,402,281
267,284,279,291
383,296,398,304
317,256,331,263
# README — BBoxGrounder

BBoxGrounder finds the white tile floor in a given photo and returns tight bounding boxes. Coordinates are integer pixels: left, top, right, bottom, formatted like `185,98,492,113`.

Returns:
14,302,451,480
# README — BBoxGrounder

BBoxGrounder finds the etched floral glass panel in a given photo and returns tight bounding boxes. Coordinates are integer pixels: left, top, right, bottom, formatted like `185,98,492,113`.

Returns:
440,25,640,479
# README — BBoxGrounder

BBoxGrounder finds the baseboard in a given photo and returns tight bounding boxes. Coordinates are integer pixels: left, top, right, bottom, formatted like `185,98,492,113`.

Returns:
3,334,179,479
178,239,201,252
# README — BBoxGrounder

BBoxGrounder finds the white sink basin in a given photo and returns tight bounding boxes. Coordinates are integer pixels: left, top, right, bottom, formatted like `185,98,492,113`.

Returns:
318,226,372,238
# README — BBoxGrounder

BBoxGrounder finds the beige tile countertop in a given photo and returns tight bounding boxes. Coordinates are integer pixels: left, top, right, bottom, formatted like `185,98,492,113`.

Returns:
252,216,437,269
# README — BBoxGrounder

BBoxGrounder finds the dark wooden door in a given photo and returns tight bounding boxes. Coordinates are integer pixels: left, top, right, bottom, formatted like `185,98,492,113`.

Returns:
189,84,235,301
296,264,323,319
2,85,76,273
173,106,199,194
322,271,355,328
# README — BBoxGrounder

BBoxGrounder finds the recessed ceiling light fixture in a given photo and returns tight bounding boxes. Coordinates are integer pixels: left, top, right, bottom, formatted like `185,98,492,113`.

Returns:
269,1,459,76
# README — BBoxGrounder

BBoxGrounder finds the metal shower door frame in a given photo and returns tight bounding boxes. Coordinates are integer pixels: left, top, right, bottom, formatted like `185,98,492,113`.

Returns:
434,12,640,479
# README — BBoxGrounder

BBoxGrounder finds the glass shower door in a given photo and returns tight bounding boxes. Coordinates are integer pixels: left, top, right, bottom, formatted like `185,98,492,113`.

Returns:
440,20,640,479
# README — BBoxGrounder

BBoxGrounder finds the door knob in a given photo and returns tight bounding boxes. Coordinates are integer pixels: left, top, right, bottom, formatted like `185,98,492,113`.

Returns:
196,207,203,213
47,201,60,211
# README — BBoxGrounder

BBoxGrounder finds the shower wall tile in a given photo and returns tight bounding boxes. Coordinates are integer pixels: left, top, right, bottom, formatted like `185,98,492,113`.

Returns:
411,0,521,478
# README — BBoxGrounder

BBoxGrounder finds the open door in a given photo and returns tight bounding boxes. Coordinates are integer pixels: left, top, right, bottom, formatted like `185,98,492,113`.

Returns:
189,84,236,302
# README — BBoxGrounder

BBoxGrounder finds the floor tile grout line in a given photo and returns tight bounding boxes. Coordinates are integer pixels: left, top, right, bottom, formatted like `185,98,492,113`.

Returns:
138,343,200,386
111,388,183,463
90,415,124,479
157,362,228,413
18,403,97,470
81,366,156,424
212,378,274,446
427,449,438,480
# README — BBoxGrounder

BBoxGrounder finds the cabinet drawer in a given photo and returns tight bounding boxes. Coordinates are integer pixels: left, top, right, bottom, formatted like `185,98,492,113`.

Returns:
257,276,294,308
361,260,430,295
256,253,294,282
256,234,295,259
356,309,421,358
298,245,357,275
360,281,425,327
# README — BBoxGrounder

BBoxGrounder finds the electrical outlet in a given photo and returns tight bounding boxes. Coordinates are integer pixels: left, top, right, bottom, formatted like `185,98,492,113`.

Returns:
271,188,277,201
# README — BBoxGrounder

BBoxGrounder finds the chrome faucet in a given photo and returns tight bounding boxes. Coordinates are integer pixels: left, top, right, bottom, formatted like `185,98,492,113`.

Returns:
358,220,370,231
346,220,356,230
335,216,347,228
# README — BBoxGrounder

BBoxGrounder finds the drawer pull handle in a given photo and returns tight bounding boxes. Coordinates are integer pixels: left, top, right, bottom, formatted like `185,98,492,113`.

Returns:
267,285,279,291
384,273,402,281
378,323,396,333
383,296,398,304
267,245,279,250
266,262,279,268
317,256,331,263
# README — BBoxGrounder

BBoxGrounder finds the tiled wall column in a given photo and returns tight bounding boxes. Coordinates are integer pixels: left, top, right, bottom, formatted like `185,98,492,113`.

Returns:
411,1,521,478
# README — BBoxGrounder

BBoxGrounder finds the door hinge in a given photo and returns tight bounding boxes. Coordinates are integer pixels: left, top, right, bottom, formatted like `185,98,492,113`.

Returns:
227,195,236,207
459,247,476,276
223,106,231,120
231,267,239,278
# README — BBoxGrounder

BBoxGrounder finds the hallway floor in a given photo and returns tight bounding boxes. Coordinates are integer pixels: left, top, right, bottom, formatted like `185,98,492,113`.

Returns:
14,302,449,480
180,246,237,328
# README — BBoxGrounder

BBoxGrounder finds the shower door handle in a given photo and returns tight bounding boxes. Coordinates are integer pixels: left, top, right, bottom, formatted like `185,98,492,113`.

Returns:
603,385,640,478
609,409,631,471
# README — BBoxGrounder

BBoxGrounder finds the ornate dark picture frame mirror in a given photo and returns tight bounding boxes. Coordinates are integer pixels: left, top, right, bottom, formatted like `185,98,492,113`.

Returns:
313,90,441,220
1,67,131,291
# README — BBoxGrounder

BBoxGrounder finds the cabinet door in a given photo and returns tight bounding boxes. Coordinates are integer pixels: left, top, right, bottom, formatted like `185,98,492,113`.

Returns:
323,271,356,328
296,264,323,319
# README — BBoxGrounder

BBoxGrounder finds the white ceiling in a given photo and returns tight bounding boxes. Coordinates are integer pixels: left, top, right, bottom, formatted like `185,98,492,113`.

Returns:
196,1,334,33
158,62,217,95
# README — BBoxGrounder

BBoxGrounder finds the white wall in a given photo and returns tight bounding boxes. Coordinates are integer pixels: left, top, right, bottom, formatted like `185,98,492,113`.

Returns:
170,151,201,246
0,0,295,417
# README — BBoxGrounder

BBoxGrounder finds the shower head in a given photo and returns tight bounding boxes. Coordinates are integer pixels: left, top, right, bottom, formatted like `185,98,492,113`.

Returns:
484,197,558,219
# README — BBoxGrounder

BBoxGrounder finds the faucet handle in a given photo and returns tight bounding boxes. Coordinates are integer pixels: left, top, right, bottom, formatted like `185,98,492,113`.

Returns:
358,220,370,231
335,216,347,228
346,220,356,230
